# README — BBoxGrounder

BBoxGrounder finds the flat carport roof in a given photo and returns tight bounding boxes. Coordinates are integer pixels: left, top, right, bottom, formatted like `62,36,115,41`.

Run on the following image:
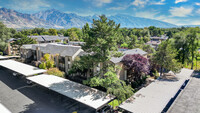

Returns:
0,60,46,76
27,74,115,110
167,74,200,113
0,56,8,60
0,103,11,113
119,68,194,113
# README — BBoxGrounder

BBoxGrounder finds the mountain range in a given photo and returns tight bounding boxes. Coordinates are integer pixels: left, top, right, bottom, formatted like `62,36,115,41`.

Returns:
0,8,178,29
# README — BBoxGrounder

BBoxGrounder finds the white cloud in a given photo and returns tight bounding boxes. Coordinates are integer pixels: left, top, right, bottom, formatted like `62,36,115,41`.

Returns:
107,4,130,10
151,0,165,5
195,2,200,6
175,0,187,4
0,6,2,8
96,0,112,7
8,0,50,12
169,6,193,17
132,0,149,7
84,0,112,7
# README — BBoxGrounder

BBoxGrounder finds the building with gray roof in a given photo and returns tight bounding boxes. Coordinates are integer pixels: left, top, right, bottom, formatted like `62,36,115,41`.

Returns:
110,48,147,64
20,44,148,81
20,43,83,73
28,35,68,43
167,72,200,113
119,68,194,113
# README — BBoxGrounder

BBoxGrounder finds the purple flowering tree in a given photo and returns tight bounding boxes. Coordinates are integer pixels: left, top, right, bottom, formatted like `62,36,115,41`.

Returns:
121,54,150,82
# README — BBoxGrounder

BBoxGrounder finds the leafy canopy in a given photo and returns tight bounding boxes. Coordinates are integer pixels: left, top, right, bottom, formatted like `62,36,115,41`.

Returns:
152,40,181,75
82,15,120,63
84,66,134,101
122,54,150,82
0,22,12,51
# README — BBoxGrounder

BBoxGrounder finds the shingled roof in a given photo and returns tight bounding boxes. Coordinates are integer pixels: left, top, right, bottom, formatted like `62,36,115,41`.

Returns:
28,36,45,42
39,43,82,57
28,35,68,42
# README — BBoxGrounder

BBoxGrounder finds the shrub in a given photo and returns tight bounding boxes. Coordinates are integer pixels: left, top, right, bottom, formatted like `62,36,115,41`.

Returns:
154,71,160,79
39,62,47,69
47,68,64,77
120,43,128,48
0,52,3,55
55,39,61,42
39,53,55,69
46,60,54,69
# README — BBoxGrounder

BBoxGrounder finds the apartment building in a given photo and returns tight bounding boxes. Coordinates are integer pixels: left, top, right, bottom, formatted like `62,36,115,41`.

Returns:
21,43,147,81
20,43,83,73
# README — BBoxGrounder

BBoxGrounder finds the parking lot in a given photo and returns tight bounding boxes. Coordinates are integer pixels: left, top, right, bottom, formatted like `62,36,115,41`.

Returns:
0,68,95,113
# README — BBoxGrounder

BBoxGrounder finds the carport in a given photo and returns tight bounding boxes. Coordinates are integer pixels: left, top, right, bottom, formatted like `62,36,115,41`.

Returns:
0,56,9,60
0,60,46,77
27,74,115,112
119,68,194,113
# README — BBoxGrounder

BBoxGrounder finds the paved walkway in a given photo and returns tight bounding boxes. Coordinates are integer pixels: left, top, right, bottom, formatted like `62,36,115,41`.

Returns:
167,72,200,113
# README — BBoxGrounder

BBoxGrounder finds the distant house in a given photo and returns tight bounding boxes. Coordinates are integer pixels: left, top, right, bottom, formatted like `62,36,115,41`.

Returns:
146,35,168,48
146,40,161,48
150,35,168,41
28,35,69,43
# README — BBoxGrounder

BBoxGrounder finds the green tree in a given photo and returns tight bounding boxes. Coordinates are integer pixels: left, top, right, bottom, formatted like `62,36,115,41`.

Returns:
0,22,11,52
128,35,137,49
48,28,57,36
12,37,37,50
166,30,173,38
187,28,199,69
82,15,120,73
65,28,83,41
152,40,181,76
84,66,134,102
142,45,155,55
69,31,79,41
174,31,189,64
13,32,27,38
32,28,46,35
195,51,200,70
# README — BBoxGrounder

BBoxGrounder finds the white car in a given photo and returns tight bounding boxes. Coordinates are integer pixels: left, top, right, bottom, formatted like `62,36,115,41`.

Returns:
13,72,18,76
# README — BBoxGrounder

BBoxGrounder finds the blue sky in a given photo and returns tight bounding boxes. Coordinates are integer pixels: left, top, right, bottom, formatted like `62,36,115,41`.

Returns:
0,0,200,25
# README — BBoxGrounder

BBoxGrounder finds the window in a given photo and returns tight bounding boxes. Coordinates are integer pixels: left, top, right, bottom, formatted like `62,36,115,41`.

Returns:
97,63,100,72
124,70,127,80
68,58,71,64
